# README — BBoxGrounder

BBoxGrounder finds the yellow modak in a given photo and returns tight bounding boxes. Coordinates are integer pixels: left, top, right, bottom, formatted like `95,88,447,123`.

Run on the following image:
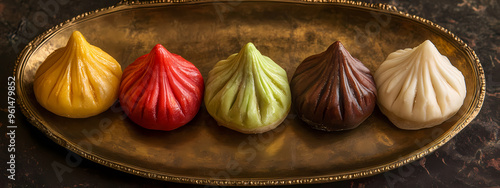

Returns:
34,31,122,118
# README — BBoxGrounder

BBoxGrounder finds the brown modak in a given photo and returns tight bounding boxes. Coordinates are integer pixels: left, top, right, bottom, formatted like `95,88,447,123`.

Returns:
290,41,377,131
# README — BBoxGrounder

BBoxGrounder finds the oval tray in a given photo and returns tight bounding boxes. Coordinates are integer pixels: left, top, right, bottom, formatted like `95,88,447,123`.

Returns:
15,0,485,186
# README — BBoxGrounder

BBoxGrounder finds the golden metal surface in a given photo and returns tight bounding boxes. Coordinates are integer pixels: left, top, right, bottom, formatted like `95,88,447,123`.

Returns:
15,0,485,185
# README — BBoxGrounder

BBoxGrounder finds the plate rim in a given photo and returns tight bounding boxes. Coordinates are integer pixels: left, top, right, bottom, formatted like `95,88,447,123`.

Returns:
14,0,486,186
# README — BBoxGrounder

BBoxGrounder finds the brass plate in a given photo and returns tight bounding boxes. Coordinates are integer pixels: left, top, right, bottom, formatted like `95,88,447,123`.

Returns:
15,0,485,185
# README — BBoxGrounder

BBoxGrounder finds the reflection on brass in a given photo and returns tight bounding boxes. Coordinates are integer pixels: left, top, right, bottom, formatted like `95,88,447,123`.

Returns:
14,0,485,186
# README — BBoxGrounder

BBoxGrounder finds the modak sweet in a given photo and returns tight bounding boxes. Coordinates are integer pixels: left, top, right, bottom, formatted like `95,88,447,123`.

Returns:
290,41,377,131
33,31,122,118
119,44,204,131
204,43,291,134
374,40,466,130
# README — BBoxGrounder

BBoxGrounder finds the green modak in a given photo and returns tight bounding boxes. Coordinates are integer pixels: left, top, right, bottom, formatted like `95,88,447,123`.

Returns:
204,43,291,134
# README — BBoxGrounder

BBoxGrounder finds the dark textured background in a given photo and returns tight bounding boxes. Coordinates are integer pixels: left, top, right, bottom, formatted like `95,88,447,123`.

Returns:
1,0,499,187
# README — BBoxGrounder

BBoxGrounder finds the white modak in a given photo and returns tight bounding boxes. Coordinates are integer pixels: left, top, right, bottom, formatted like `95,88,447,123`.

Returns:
374,40,466,130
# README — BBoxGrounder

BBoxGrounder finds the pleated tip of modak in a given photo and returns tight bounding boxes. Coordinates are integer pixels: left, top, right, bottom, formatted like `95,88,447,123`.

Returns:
68,31,88,45
240,42,258,53
150,44,169,57
325,41,345,53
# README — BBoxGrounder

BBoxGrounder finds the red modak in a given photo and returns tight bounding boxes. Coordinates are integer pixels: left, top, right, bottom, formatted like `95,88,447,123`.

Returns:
119,44,204,131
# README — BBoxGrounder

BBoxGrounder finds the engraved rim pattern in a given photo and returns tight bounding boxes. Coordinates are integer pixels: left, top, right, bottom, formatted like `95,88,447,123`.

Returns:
14,0,485,185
